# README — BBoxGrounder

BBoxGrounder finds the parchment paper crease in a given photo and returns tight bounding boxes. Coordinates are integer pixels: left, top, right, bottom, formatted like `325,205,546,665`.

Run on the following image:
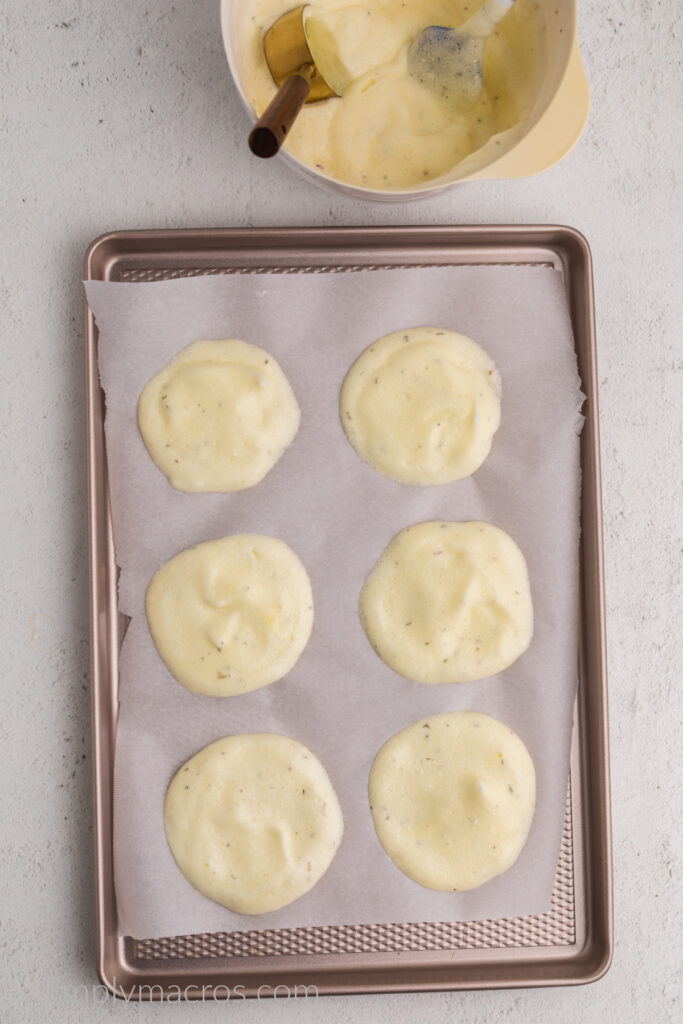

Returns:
85,265,584,939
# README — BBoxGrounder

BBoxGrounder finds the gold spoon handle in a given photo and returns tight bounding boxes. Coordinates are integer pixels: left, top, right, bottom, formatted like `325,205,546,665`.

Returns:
248,65,314,158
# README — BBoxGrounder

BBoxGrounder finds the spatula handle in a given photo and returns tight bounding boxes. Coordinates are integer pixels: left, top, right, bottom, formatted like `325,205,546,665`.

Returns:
248,70,313,158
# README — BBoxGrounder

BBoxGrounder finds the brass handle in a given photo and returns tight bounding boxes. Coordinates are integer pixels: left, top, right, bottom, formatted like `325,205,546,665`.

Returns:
248,67,314,158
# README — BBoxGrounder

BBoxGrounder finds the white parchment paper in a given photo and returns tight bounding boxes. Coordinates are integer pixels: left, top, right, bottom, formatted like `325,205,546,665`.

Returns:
85,266,584,939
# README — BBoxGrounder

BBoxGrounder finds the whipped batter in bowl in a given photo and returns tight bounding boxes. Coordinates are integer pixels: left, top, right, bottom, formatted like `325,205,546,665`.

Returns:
227,0,548,192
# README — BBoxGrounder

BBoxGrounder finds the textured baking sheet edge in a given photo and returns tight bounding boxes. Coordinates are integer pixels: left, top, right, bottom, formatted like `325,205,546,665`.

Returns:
84,225,612,997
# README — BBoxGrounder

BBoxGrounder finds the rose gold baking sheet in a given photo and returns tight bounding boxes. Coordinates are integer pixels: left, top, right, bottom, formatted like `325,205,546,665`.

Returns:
84,226,611,997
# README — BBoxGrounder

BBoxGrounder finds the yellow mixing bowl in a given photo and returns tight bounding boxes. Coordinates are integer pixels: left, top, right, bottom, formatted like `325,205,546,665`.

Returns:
221,0,589,201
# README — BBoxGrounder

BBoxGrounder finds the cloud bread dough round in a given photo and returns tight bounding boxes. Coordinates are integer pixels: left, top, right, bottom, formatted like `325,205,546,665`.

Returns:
369,711,536,892
146,534,314,696
360,521,533,684
165,734,344,914
138,338,300,492
340,327,501,485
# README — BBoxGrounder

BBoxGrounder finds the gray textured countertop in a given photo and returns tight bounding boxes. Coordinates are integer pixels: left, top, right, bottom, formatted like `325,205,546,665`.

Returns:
2,1,681,1021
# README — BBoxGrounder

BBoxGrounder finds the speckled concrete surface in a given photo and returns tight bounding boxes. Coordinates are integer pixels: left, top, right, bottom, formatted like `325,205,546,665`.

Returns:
1,1,681,1021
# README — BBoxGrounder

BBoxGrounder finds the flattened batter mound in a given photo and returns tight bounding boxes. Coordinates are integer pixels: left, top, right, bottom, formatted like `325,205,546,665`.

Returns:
360,521,533,683
165,734,344,914
138,339,300,491
369,712,536,892
340,328,501,485
146,535,314,696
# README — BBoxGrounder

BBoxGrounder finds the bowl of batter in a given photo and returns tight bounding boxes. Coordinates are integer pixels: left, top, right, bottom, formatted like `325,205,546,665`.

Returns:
221,0,589,199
